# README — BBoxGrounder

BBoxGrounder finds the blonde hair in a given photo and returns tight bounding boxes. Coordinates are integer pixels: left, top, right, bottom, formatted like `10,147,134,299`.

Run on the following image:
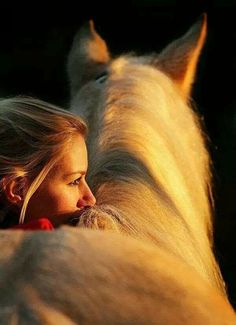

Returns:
0,96,87,225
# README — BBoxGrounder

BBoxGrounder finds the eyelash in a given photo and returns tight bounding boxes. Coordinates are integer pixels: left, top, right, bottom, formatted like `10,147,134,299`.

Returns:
69,177,82,186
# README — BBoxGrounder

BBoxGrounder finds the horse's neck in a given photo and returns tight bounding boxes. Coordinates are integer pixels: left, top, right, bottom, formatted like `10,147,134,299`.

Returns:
87,70,225,294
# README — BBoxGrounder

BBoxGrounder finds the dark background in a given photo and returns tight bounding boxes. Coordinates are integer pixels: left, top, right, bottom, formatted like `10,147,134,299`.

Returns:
0,1,235,307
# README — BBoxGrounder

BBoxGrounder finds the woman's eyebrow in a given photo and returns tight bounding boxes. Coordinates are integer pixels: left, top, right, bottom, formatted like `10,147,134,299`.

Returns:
64,171,86,177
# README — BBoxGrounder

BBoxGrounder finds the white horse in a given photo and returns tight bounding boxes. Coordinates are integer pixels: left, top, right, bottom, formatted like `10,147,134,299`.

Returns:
68,15,225,294
0,15,235,324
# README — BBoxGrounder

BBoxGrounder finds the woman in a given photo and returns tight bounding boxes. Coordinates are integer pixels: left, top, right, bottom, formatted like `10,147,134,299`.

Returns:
0,96,96,230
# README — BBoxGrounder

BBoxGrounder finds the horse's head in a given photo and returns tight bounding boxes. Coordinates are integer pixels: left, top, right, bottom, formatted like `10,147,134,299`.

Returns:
67,16,210,200
68,15,206,118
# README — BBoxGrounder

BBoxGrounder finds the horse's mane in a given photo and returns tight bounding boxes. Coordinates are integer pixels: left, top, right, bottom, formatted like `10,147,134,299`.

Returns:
68,19,225,293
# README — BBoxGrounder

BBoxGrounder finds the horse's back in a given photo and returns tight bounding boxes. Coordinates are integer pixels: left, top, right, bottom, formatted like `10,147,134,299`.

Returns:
0,228,235,324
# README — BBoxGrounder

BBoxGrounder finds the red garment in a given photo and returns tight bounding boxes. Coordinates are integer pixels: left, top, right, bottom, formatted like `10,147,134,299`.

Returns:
12,218,54,231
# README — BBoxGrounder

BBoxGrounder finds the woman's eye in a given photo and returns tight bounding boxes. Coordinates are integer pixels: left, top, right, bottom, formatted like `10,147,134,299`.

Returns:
69,177,82,186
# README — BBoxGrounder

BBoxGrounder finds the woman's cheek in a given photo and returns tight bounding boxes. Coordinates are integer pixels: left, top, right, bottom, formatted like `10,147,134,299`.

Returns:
56,187,79,211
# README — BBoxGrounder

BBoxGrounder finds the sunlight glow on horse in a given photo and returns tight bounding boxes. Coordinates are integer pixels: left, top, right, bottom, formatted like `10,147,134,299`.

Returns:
1,15,236,324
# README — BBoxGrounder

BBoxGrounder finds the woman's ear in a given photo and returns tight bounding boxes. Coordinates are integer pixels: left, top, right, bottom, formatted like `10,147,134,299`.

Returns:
1,177,28,207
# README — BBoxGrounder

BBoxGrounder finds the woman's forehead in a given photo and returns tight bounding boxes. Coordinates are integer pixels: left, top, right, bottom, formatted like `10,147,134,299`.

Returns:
51,135,88,177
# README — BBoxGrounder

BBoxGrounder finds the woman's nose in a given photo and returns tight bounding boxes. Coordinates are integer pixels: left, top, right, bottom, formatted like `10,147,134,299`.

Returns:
77,181,96,209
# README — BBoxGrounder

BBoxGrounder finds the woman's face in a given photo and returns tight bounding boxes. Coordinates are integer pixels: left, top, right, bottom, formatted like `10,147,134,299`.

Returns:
24,134,96,226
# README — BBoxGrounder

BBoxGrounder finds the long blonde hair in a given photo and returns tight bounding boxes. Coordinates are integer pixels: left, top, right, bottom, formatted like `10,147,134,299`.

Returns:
0,96,87,225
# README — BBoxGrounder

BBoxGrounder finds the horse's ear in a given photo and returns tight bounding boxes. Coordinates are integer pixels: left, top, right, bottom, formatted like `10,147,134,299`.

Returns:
77,20,110,64
157,14,207,100
67,20,110,97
